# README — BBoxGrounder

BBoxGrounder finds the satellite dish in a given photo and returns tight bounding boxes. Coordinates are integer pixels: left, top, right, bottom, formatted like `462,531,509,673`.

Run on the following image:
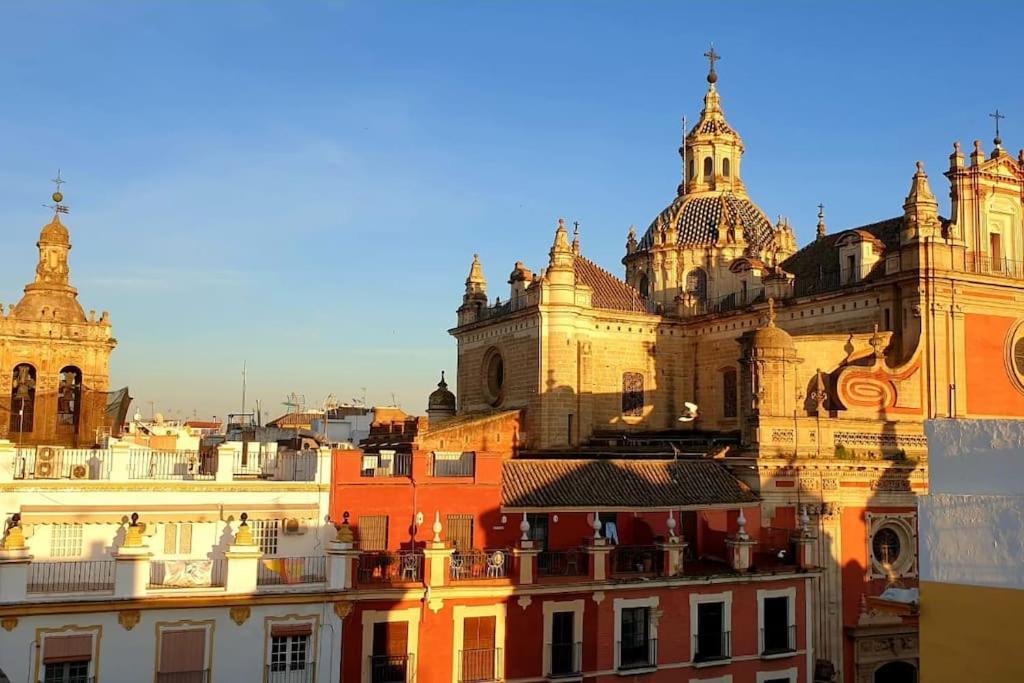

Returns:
678,402,699,422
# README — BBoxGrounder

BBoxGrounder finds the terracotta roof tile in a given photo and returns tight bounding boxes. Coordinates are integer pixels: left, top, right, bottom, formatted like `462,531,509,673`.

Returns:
501,458,758,509
573,256,652,313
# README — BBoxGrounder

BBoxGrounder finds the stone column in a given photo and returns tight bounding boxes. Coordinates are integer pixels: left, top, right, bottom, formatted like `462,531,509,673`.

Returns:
513,541,539,585
0,515,31,602
216,443,238,483
658,537,687,577
725,509,757,572
113,513,151,599
791,507,818,570
421,512,452,587
108,441,132,481
225,513,262,594
587,540,611,581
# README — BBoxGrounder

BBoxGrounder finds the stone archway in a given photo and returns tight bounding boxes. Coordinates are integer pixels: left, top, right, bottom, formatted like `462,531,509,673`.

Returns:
873,660,917,683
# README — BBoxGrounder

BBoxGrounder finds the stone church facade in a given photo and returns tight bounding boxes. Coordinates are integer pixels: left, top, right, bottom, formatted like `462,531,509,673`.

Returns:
447,58,1024,682
0,195,117,447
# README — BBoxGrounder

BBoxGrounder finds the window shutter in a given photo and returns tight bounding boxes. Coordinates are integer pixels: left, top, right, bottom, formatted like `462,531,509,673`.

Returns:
358,515,389,551
159,629,206,674
42,634,92,664
447,514,474,551
164,524,178,555
180,523,193,554
271,622,313,638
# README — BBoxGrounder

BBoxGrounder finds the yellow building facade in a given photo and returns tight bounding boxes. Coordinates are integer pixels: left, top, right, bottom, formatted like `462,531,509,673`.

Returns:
448,56,1024,682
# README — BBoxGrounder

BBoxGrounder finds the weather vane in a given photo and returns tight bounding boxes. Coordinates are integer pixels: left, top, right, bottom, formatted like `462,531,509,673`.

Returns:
43,169,69,215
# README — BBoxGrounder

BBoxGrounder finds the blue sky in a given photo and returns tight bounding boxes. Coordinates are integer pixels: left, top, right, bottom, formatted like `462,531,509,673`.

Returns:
1,2,1021,420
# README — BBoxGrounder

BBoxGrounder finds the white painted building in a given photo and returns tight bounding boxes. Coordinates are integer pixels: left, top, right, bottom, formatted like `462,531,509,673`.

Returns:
0,440,359,683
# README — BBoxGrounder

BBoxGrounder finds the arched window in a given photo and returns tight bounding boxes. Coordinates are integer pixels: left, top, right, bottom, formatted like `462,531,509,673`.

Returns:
722,158,731,177
685,268,708,303
688,159,695,180
722,368,738,418
9,364,36,433
622,372,644,417
638,273,650,298
703,156,713,177
58,366,83,428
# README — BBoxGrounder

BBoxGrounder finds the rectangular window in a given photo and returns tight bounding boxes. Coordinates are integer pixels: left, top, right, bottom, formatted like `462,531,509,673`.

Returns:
695,601,727,662
269,624,313,674
846,255,857,283
622,372,644,417
43,634,92,683
163,523,193,555
723,369,737,418
618,607,651,669
358,515,389,551
50,524,83,558
762,595,793,654
252,520,280,556
550,611,578,677
371,622,409,683
447,514,474,552
526,514,548,550
991,233,1003,271
158,628,206,679
461,616,496,682
598,512,619,544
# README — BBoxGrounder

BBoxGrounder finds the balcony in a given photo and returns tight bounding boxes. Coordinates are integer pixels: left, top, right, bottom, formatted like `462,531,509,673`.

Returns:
617,637,656,670
234,450,318,481
27,560,115,593
128,449,216,480
450,549,509,581
149,559,227,589
459,648,502,683
693,630,731,663
547,641,582,678
155,672,210,683
761,624,797,656
370,654,412,683
966,253,1024,279
257,556,327,586
537,549,589,579
13,447,111,480
361,452,412,478
264,665,316,683
357,551,423,585
610,545,663,576
430,452,475,477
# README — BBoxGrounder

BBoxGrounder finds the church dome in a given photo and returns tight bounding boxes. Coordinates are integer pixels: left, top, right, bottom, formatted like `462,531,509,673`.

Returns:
751,321,795,351
427,371,456,416
39,215,70,245
640,193,775,250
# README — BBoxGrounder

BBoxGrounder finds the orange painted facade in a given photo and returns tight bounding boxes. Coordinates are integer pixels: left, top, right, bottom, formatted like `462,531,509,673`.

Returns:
964,313,1024,416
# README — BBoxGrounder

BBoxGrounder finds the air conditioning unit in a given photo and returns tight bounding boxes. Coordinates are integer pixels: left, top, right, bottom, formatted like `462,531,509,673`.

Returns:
34,446,65,479
282,518,307,536
69,463,90,480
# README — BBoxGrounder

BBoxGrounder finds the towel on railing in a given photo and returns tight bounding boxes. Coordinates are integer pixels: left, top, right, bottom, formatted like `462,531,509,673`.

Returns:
262,557,304,584
163,560,213,587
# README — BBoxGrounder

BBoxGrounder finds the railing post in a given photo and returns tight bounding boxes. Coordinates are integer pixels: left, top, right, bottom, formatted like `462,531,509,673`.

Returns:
109,441,131,481
224,514,261,594
725,510,757,572
113,514,151,599
658,536,686,577
512,540,539,585
326,517,358,591
0,515,31,602
216,443,238,483
587,539,610,581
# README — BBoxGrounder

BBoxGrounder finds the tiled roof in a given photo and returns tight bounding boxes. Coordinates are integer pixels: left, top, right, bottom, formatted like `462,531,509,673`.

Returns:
573,256,651,313
781,217,907,296
268,412,321,427
640,194,775,251
501,458,758,509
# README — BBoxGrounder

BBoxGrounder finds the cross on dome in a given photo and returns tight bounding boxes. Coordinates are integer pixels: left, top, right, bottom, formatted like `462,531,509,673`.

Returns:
704,43,720,83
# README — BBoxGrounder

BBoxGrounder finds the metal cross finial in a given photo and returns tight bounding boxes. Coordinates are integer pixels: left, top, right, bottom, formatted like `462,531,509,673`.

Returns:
817,203,825,218
573,220,580,234
990,109,1006,145
704,43,720,73
43,169,70,215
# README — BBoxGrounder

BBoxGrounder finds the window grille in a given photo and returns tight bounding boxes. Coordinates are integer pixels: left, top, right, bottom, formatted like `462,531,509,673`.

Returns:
622,372,644,417
252,520,280,556
50,524,83,558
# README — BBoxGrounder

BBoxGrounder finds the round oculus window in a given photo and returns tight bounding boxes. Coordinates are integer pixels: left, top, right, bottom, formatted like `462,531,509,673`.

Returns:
483,349,505,406
871,526,902,567
1003,321,1024,394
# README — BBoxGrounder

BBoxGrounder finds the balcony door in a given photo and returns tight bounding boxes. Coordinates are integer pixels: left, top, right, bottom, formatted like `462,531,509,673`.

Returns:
157,628,207,682
372,622,409,683
695,602,726,661
619,607,651,669
991,233,1003,271
762,595,792,653
550,611,576,676
461,616,496,682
